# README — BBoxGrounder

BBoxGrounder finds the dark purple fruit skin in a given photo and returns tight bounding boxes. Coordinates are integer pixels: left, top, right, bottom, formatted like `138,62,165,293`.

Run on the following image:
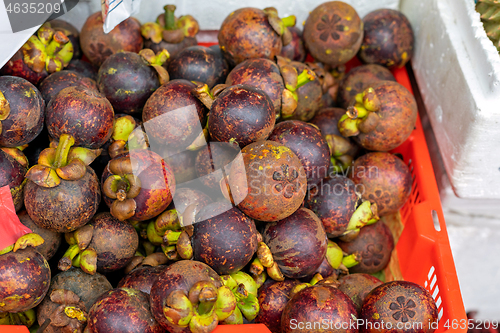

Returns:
168,45,229,89
281,285,358,333
38,268,112,313
360,281,438,333
359,9,414,69
280,26,306,62
0,148,27,211
218,7,282,67
145,37,198,60
338,221,395,274
88,212,139,273
195,142,240,190
289,61,323,121
66,59,98,80
24,166,101,233
0,247,50,313
89,288,163,333
268,120,330,186
39,70,98,104
118,265,166,295
49,19,82,60
142,79,207,151
0,50,48,85
166,187,213,215
226,58,284,116
150,260,222,332
46,85,114,149
310,107,347,137
263,208,327,279
98,52,160,114
163,148,198,184
209,84,275,148
193,201,259,275
37,268,112,331
255,279,299,333
350,152,412,216
18,210,62,261
338,273,382,313
338,64,395,108
0,76,45,147
305,176,359,238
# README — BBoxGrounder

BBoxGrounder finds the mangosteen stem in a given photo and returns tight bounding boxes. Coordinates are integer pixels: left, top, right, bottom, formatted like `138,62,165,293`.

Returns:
163,230,182,246
58,244,81,271
282,15,296,28
295,69,316,90
161,244,178,260
342,253,360,268
53,134,75,169
164,5,177,30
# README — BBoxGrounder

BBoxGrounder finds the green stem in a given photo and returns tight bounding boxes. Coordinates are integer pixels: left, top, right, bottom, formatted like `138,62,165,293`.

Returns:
342,253,360,268
53,134,75,168
293,69,315,91
164,230,182,246
164,5,177,30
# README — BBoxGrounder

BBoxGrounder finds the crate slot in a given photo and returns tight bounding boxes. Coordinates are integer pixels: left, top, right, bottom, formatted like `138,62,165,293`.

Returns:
432,210,441,232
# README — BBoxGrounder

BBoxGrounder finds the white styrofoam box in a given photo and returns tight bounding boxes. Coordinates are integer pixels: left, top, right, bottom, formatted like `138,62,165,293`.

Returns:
400,0,500,199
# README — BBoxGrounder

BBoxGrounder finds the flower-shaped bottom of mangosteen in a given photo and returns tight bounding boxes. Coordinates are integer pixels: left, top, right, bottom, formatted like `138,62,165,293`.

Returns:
316,14,343,42
362,243,384,267
272,164,300,199
368,190,392,213
389,296,416,322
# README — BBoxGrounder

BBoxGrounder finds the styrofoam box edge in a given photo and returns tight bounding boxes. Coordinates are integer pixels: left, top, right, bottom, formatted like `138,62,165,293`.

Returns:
401,0,500,199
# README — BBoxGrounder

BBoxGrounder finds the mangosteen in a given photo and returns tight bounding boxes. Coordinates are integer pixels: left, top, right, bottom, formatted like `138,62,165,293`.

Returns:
280,26,306,62
195,142,240,191
24,134,101,233
101,149,176,221
118,265,166,295
358,9,415,69
66,59,98,80
226,140,307,222
305,176,359,238
268,120,330,186
37,268,113,333
255,279,299,333
18,210,62,260
142,5,200,59
303,1,363,67
281,284,358,332
202,84,276,148
0,76,45,147
262,208,328,279
337,64,396,108
80,12,143,67
285,60,323,121
142,79,208,153
0,148,28,211
338,273,383,313
150,260,235,333
58,212,139,274
168,45,229,88
360,281,438,333
0,246,50,313
218,7,293,67
309,107,360,173
338,221,395,274
88,288,163,333
0,23,73,84
167,187,213,216
97,50,170,115
350,152,412,216
49,19,82,60
39,70,98,104
163,148,199,185
192,201,259,275
46,85,114,149
338,81,417,151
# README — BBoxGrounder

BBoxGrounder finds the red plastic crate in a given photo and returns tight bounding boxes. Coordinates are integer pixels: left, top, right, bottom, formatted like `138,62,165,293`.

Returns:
0,50,465,333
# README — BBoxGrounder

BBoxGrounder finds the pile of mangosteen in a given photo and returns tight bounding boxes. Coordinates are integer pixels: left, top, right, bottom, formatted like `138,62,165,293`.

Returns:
0,1,440,333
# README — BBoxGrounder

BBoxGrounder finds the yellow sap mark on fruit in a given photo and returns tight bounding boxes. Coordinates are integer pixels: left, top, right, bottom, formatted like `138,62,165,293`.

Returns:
345,87,352,91
402,52,408,61
271,146,289,160
344,26,349,32
258,156,263,159
258,166,263,170
372,313,380,320
346,16,352,21
116,89,133,95
325,49,332,55
19,257,30,263
24,89,35,98
107,68,117,74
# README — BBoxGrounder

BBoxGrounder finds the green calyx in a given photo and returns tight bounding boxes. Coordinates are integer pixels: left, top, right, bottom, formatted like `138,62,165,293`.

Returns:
0,233,45,255
26,134,99,188
142,5,199,45
21,23,73,73
344,200,380,233
338,87,381,137
59,225,97,274
221,272,260,321
112,115,137,142
139,49,170,85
